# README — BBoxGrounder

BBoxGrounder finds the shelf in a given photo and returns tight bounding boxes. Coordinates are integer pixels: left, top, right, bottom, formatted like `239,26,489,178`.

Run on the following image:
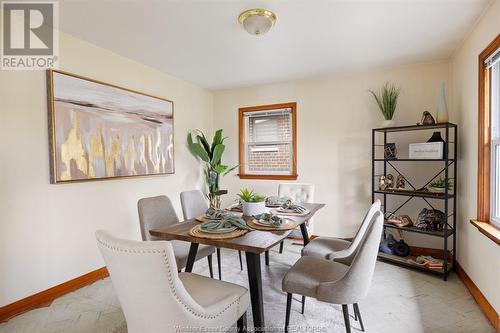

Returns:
373,122,457,133
377,252,450,275
384,223,453,237
374,189,454,199
374,158,455,162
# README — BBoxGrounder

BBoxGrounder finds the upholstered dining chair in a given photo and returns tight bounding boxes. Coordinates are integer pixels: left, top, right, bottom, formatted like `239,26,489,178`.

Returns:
138,195,216,278
282,211,383,333
278,183,315,243
95,230,249,333
302,199,381,261
299,200,380,313
180,190,244,278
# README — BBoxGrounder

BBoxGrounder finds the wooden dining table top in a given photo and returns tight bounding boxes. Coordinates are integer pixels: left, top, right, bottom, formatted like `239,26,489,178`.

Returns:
149,202,325,254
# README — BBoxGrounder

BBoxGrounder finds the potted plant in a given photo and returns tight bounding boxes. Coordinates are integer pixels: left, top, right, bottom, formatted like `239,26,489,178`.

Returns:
187,129,237,208
370,82,401,127
428,177,453,193
238,188,267,216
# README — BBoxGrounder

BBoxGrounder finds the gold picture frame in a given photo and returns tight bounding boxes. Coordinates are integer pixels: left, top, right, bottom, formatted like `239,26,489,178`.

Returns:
47,69,175,183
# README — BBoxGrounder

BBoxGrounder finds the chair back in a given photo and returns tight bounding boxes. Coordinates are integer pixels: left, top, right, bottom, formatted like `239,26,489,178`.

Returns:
180,190,209,220
137,195,179,241
318,211,384,304
331,200,381,263
95,231,205,333
278,183,314,203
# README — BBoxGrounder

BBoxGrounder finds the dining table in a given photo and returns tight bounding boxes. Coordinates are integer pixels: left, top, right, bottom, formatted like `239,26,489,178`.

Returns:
149,202,325,333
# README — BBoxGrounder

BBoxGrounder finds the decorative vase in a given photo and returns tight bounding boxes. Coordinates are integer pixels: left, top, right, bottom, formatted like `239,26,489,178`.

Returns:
437,83,449,123
382,119,396,128
427,131,447,159
242,202,266,216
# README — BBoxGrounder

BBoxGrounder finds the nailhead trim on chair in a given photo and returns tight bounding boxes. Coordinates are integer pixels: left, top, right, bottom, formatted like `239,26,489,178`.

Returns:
97,238,241,320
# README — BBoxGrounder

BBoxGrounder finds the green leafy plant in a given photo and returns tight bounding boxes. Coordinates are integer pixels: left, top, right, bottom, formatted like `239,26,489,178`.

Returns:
370,82,401,120
237,188,266,203
429,177,453,190
187,129,237,208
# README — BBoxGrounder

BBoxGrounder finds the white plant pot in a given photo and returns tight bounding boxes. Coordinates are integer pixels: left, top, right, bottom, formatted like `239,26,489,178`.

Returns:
242,201,266,216
382,119,396,127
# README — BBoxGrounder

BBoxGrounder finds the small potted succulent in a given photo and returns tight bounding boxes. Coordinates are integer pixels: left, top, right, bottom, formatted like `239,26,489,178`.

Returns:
238,188,267,216
428,177,453,193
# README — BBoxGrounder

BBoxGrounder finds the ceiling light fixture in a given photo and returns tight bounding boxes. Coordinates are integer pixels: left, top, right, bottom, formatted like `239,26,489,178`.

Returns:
238,8,277,36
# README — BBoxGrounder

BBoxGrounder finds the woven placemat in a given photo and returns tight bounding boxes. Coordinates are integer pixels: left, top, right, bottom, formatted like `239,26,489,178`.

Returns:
247,218,298,231
195,215,216,222
270,208,310,216
188,225,248,239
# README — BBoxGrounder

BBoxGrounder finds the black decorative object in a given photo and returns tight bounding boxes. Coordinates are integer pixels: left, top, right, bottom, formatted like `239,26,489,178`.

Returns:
427,131,447,159
393,239,411,257
416,208,446,231
372,122,457,281
384,143,397,159
417,111,436,125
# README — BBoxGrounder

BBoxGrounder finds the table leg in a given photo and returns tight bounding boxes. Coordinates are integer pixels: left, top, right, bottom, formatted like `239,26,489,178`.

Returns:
300,222,310,246
246,252,265,332
185,243,199,272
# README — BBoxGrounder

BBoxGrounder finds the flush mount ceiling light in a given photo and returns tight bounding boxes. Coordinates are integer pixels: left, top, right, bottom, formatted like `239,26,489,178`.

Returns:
238,8,277,36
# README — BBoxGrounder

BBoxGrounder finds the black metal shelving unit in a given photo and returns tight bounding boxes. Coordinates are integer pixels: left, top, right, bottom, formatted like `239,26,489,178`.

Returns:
372,122,458,281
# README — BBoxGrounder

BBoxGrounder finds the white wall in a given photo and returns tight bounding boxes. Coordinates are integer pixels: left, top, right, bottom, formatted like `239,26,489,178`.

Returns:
0,32,213,306
451,0,500,313
214,61,451,241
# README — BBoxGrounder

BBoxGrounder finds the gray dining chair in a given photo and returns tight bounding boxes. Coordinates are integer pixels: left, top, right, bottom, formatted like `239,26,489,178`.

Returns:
95,230,249,333
180,190,244,279
302,199,381,261
138,195,216,277
282,211,383,333
298,200,381,314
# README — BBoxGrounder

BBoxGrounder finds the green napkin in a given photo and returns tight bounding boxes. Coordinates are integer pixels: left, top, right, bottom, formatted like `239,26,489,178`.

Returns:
205,208,229,219
200,215,251,231
280,200,307,214
254,213,284,227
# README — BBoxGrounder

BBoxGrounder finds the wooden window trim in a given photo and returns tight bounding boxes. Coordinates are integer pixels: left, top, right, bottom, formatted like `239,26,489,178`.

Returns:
475,33,500,245
238,102,298,180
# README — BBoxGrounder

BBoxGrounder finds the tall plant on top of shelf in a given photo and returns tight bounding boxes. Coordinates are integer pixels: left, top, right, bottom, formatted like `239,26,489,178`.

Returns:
370,82,401,127
187,129,237,208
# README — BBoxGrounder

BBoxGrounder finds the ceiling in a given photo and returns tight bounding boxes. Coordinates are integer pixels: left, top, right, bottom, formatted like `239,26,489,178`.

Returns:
58,0,490,90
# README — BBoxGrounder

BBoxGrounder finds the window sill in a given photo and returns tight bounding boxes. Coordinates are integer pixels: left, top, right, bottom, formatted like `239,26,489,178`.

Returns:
238,174,298,181
470,220,500,245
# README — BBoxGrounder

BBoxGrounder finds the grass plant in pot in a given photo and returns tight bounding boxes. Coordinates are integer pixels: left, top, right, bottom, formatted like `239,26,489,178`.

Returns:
370,82,401,127
238,188,267,216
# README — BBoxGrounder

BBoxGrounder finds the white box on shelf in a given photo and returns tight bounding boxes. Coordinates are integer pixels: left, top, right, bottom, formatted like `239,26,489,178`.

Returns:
409,142,443,159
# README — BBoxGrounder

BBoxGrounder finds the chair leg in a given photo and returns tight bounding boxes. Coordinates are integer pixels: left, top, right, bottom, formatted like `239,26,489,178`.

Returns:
301,296,305,314
279,241,284,254
285,293,292,333
353,304,357,321
342,304,351,333
265,251,269,266
238,250,243,270
354,303,365,332
207,255,213,279
216,248,222,280
237,312,247,332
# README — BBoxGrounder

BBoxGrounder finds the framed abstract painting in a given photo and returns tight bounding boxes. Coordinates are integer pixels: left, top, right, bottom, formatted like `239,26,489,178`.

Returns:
47,69,174,183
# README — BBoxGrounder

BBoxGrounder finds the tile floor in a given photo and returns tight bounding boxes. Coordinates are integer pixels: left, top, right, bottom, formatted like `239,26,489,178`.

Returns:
0,240,494,333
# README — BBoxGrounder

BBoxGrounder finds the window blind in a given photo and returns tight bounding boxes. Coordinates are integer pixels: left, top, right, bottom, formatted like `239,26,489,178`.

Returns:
485,47,500,68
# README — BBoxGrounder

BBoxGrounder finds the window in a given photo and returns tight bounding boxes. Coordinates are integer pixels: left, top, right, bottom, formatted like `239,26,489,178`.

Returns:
475,34,500,244
238,102,297,180
488,47,500,228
